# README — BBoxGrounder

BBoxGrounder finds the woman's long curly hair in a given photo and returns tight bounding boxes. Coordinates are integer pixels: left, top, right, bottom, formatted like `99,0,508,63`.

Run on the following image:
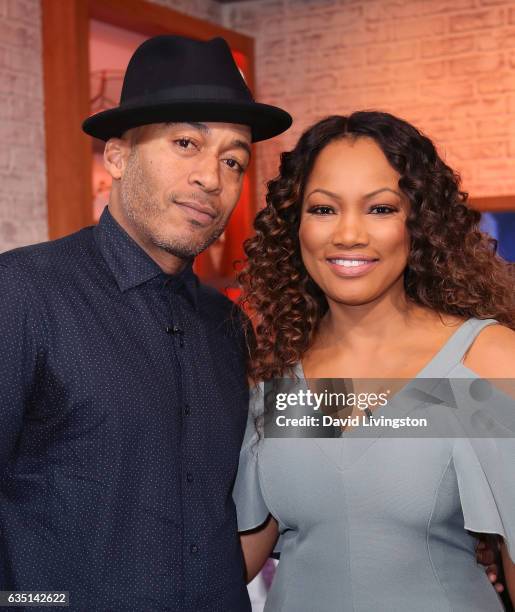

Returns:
238,111,515,382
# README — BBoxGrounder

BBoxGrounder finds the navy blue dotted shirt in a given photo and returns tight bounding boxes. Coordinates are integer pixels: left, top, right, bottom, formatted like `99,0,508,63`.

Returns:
0,207,251,612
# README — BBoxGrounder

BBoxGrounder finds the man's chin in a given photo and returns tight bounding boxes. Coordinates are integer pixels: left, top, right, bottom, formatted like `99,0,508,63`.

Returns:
152,232,219,260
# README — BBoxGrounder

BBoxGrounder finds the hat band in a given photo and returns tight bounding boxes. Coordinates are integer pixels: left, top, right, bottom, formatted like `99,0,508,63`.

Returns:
121,84,253,107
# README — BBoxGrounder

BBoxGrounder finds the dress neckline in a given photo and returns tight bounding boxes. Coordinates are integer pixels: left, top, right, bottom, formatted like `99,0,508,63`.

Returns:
289,318,499,459
298,317,498,381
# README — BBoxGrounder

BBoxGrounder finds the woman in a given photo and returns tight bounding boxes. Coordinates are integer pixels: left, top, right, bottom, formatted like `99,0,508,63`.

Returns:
234,111,515,611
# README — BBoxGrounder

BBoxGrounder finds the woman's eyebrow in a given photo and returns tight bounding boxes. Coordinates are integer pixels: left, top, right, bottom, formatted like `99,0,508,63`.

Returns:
305,187,402,201
364,187,402,199
305,188,341,200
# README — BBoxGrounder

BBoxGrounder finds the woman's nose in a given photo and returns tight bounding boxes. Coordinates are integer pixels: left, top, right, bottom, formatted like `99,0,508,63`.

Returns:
331,212,369,248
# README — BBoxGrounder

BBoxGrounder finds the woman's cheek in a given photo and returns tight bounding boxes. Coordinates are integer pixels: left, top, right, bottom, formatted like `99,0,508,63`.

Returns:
299,218,330,254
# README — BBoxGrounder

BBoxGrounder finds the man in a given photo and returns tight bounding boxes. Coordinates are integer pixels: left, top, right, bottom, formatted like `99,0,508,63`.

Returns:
0,35,291,611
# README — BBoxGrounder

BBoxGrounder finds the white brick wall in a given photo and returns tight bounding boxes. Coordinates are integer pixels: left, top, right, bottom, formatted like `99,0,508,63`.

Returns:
0,0,46,252
3,0,515,251
223,0,515,208
152,0,221,23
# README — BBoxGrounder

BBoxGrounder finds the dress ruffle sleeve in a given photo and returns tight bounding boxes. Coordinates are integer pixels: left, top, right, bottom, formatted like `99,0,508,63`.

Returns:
451,378,515,562
233,384,270,532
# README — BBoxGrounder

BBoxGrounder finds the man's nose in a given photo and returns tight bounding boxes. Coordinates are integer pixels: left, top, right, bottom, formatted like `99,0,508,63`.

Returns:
331,212,369,248
188,154,222,194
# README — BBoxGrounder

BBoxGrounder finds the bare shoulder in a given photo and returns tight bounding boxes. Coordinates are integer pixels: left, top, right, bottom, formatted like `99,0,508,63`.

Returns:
463,323,515,378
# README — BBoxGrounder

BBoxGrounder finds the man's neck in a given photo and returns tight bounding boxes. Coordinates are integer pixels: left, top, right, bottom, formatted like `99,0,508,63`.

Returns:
108,205,189,276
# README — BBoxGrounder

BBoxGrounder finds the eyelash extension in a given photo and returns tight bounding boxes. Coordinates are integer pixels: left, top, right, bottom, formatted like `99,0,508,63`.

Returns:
306,204,398,216
369,205,397,214
306,205,335,215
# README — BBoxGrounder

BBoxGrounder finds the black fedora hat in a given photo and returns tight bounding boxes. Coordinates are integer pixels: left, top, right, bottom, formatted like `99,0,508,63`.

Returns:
82,35,292,143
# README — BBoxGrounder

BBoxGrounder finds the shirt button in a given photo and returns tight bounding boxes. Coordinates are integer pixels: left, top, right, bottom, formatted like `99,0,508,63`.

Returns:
190,544,199,554
186,472,194,483
184,404,190,415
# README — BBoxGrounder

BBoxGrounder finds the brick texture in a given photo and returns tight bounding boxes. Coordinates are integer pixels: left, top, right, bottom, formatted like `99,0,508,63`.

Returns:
0,0,46,252
0,0,221,252
3,0,515,251
151,0,221,24
223,0,515,205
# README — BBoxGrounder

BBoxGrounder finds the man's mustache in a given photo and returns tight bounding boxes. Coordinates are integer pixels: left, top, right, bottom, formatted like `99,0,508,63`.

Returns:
169,192,220,219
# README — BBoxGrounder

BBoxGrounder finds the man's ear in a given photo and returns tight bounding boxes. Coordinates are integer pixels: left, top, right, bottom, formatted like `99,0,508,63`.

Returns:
104,137,131,180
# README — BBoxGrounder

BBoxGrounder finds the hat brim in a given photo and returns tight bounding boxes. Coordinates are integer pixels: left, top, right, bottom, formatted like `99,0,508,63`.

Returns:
82,99,292,143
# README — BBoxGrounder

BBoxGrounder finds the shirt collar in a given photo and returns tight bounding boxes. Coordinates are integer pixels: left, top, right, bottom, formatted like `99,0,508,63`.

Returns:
94,207,199,309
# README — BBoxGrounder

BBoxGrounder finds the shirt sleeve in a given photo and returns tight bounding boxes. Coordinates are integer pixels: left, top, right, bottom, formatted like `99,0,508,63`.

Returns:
232,384,270,532
0,263,41,473
451,379,515,563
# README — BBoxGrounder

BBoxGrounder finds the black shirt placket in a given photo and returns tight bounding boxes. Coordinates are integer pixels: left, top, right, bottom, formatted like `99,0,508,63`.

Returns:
165,281,198,609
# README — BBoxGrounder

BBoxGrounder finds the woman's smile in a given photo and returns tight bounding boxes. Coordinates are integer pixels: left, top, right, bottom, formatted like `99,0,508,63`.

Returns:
326,254,380,277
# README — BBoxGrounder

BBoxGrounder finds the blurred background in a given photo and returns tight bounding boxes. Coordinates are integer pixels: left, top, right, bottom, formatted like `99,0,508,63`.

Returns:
1,0,515,608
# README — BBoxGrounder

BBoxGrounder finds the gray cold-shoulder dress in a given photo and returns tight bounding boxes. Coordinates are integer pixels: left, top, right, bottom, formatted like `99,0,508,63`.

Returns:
233,318,515,611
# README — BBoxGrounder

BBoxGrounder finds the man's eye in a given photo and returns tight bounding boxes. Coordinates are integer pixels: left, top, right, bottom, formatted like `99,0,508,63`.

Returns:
307,205,335,215
370,205,396,215
174,138,196,149
224,158,244,172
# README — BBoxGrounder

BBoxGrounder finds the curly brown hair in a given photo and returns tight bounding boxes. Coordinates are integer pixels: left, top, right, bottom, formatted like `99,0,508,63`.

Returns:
238,112,515,382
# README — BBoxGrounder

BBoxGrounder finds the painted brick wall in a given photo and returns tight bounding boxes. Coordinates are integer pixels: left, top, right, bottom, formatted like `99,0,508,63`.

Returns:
223,0,515,209
0,0,222,252
151,0,221,24
4,0,515,250
0,0,46,252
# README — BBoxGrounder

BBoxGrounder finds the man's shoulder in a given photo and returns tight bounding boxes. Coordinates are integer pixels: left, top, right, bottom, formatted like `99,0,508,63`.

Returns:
0,227,96,276
196,282,247,332
196,282,250,364
197,281,233,308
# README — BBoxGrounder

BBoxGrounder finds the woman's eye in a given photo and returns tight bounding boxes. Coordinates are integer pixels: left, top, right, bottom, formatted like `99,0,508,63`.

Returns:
370,205,396,215
307,205,335,215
